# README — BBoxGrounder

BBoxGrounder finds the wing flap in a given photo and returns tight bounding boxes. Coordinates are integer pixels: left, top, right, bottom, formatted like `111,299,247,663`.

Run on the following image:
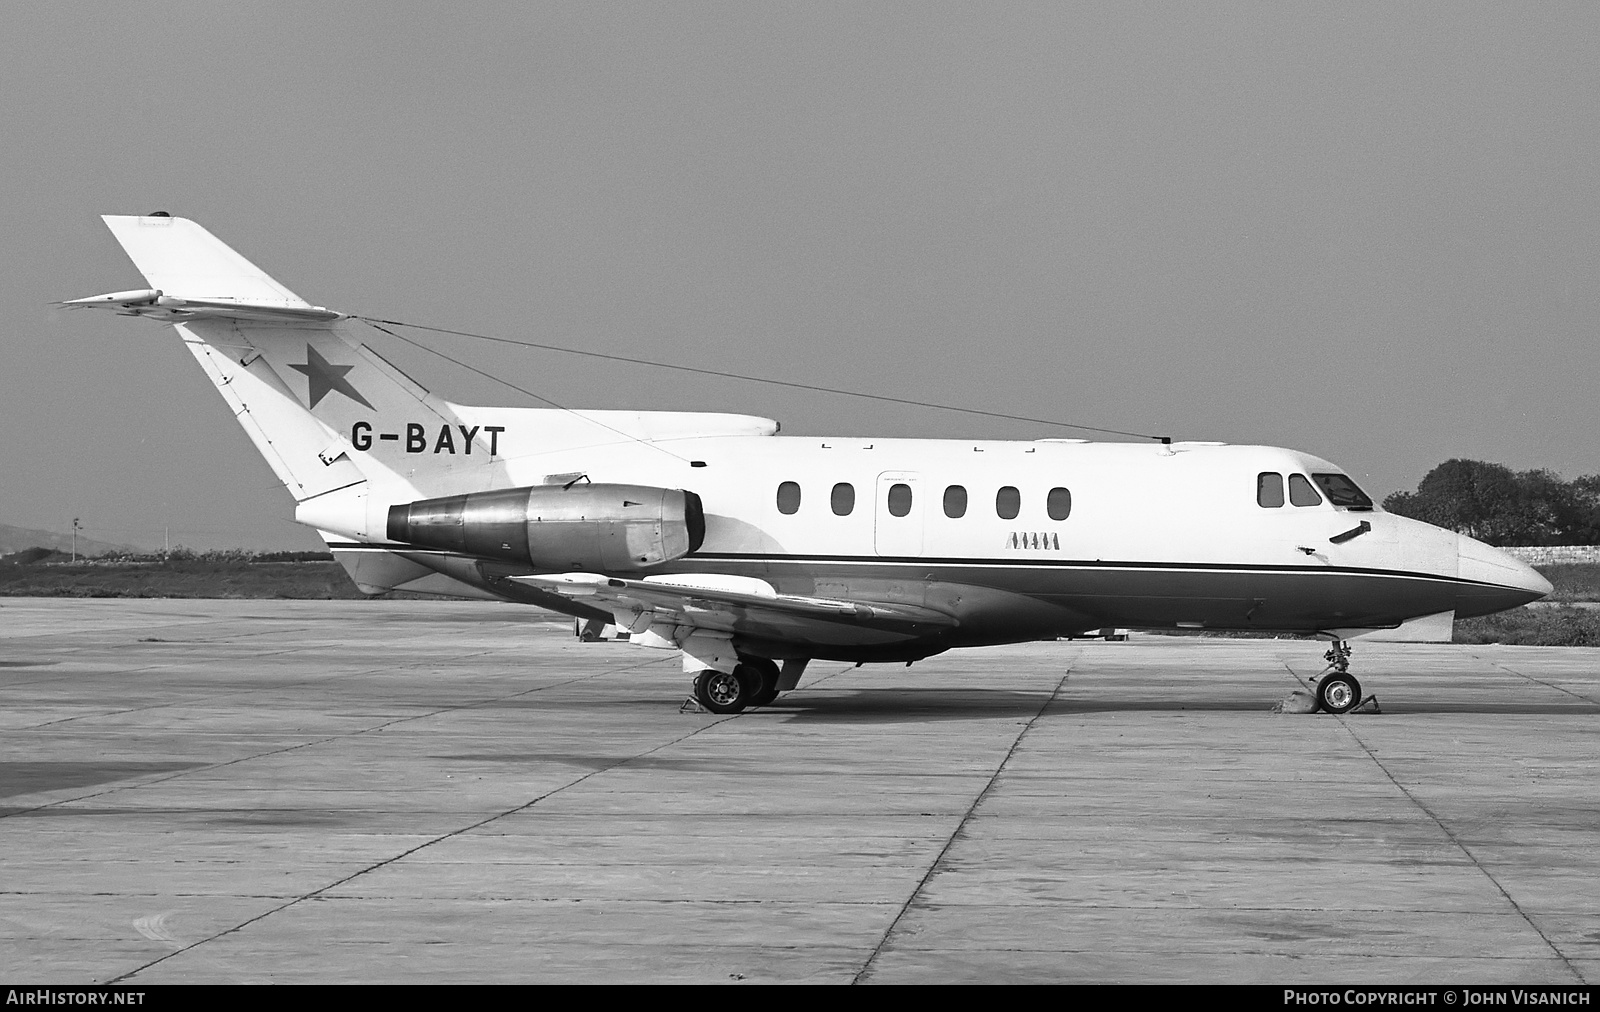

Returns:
515,572,959,641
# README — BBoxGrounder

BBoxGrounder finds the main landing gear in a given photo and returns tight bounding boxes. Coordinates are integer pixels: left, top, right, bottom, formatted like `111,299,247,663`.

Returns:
691,658,782,714
1312,640,1365,714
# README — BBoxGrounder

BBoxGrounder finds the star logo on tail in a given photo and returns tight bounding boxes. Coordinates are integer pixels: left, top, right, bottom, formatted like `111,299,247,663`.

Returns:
288,344,374,410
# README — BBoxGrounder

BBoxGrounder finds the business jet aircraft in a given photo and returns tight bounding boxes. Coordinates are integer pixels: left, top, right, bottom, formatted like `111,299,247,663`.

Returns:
66,214,1551,715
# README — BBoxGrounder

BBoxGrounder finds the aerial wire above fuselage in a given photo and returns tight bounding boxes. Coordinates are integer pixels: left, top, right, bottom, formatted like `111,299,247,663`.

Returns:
355,316,1171,443
359,319,695,464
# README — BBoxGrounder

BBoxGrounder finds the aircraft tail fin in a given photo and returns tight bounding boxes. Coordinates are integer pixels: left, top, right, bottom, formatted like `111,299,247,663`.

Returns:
66,215,482,519
68,214,776,550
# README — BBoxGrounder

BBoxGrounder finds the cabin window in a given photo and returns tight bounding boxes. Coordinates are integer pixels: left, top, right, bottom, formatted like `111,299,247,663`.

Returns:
887,483,913,517
1289,474,1323,507
1312,473,1374,510
1047,487,1072,521
996,486,1020,520
831,482,855,516
944,485,967,518
776,481,801,515
1257,472,1285,508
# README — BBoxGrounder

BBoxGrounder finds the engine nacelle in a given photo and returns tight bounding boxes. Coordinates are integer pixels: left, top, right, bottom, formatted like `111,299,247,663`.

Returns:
386,484,705,572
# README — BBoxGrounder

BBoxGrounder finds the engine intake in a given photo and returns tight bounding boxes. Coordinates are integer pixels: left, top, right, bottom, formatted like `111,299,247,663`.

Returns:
386,484,705,572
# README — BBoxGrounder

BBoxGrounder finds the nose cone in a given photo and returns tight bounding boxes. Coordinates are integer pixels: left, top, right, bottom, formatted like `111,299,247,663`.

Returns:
1455,535,1554,618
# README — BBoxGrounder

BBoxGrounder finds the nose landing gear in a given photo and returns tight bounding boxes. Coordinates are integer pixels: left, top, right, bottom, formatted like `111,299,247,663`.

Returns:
1311,640,1374,714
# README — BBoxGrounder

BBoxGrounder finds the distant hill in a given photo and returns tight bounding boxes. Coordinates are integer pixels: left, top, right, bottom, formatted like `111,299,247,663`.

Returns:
0,555,368,599
0,523,140,558
1,547,73,566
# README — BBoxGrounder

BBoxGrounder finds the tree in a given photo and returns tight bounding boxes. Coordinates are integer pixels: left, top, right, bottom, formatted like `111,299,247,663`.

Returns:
1383,459,1600,546
1572,475,1600,543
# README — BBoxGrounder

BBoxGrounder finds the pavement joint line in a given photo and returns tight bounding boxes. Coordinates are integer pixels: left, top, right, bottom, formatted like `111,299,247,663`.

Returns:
0,652,673,823
0,891,906,907
846,947,1585,962
9,631,636,732
127,623,330,645
1283,652,1600,715
1279,655,1328,697
1478,656,1600,707
851,668,1071,985
14,648,333,729
1332,717,1587,985
785,660,871,691
1,889,1575,921
1,664,173,704
8,647,501,731
2,621,331,651
106,702,744,983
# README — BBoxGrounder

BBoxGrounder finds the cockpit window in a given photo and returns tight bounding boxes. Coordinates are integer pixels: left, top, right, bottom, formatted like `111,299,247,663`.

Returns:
1257,472,1284,508
1312,473,1374,510
1288,474,1323,507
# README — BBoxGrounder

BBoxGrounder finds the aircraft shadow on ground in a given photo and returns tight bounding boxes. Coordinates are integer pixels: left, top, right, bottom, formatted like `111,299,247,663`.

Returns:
1049,699,1599,715
477,684,1599,721
760,687,1272,723
429,752,759,772
759,688,1600,720
1346,700,1600,714
0,805,355,826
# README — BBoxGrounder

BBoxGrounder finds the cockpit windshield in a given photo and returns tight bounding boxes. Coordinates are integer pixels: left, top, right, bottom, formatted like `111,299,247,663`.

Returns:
1311,473,1373,510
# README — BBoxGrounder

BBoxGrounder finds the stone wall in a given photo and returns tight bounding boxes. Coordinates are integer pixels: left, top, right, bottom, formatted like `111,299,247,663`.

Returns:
1502,545,1600,565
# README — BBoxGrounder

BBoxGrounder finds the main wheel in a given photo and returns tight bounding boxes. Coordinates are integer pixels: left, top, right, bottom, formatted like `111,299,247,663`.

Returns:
743,658,782,707
1316,672,1362,714
693,668,754,714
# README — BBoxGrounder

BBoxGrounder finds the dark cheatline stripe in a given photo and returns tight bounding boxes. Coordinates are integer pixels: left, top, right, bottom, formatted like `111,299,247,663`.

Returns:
689,553,1510,591
325,542,1514,592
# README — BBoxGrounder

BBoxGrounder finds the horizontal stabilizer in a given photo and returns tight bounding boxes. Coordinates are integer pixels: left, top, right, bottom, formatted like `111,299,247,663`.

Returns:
98,214,327,310
61,289,343,323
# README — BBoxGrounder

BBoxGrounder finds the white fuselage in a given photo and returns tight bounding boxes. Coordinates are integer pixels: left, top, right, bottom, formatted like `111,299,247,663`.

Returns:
304,419,1550,657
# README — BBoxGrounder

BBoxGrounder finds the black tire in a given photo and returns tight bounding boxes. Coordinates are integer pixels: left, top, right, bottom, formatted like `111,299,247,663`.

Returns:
743,658,782,707
693,668,751,714
1316,672,1362,714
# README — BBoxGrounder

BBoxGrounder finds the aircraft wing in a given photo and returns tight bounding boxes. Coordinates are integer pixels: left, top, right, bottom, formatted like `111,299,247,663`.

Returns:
512,572,958,646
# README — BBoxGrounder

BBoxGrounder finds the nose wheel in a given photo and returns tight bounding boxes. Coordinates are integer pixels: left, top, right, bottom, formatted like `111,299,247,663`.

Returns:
1316,671,1363,714
1311,640,1369,714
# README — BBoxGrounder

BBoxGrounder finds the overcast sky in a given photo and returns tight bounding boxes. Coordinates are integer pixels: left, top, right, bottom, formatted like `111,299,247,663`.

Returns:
3,2,1597,550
